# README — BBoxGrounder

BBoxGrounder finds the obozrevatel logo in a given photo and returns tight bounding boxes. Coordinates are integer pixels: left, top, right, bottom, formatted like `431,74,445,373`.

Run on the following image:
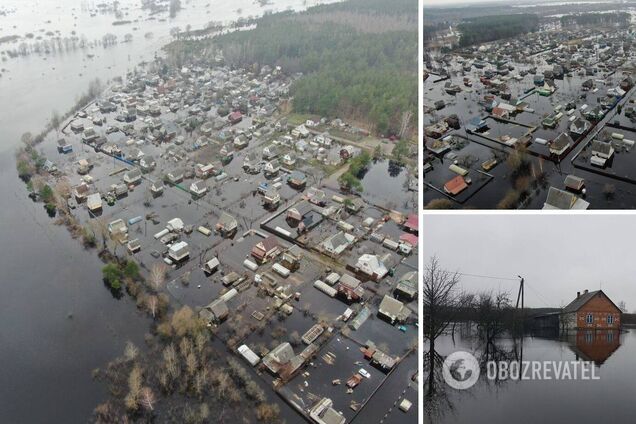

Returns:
442,351,480,390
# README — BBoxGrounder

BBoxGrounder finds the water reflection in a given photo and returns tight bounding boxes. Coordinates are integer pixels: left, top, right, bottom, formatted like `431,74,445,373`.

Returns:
425,325,630,424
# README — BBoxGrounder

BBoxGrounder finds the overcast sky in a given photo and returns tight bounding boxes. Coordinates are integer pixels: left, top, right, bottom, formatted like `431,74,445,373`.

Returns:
423,215,636,312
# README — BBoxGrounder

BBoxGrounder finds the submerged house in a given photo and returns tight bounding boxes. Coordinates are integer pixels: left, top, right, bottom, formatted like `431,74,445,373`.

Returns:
251,235,280,263
543,187,589,210
560,290,622,331
590,140,615,167
216,212,238,237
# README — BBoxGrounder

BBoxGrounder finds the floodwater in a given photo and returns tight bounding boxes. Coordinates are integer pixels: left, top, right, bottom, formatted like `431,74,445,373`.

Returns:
0,0,337,422
424,327,636,424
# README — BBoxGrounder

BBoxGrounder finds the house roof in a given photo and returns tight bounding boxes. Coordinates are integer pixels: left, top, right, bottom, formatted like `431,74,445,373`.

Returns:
562,290,620,314
444,176,468,195
591,140,613,156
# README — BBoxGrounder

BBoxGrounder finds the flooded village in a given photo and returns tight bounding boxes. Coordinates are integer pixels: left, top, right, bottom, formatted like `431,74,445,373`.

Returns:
423,5,636,209
10,2,419,421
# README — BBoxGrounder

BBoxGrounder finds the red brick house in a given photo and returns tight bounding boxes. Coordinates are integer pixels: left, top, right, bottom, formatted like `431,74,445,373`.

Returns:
560,290,622,331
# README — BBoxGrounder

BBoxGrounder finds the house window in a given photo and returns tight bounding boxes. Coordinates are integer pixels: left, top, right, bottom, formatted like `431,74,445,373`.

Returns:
607,315,614,325
586,313,593,324
607,332,614,342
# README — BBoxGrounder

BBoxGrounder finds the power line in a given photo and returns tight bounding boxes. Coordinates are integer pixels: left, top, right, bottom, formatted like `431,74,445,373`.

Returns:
454,271,519,281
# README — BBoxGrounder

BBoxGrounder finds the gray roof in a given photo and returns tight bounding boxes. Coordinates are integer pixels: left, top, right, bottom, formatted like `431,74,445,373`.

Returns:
562,290,618,314
545,187,576,209
591,140,613,156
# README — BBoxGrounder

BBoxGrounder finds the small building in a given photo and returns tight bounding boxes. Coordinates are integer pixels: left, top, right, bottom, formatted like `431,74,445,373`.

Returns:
378,295,411,324
216,212,238,237
190,180,207,198
139,155,156,172
444,175,468,196
322,231,355,256
560,290,621,331
395,271,418,301
543,187,589,210
168,241,190,263
564,175,585,193
263,187,281,209
287,171,307,189
86,193,102,213
356,254,388,281
590,140,615,167
123,168,142,185
228,111,243,125
549,133,572,157
251,235,280,263
308,398,346,424
337,274,364,302
57,138,72,153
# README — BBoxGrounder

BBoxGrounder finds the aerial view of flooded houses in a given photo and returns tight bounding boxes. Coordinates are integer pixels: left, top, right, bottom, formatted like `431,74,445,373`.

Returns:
9,1,418,421
424,2,636,209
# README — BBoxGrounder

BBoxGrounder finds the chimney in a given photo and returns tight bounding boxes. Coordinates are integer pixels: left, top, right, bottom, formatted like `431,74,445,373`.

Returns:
577,291,581,298
584,289,589,294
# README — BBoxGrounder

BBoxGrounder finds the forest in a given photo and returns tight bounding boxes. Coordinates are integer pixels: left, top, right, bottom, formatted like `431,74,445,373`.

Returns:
457,14,540,47
171,0,417,136
560,12,630,27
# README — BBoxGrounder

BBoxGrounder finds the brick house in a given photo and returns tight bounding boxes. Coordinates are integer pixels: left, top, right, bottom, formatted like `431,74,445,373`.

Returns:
560,289,622,331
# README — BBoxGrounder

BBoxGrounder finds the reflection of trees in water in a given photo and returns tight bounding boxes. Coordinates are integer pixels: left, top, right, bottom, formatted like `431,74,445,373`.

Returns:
424,328,523,421
424,350,455,422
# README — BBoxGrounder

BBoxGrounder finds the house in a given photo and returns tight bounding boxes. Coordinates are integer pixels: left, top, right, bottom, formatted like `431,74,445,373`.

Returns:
251,235,280,263
233,134,249,150
243,153,260,173
282,152,297,167
168,241,190,263
403,214,418,234
108,219,127,236
262,145,279,160
195,163,214,179
216,212,238,237
262,342,300,376
166,169,184,184
190,180,207,198
287,171,307,189
86,193,102,213
337,274,365,302
263,187,280,209
203,298,229,323
112,183,128,198
263,159,280,176
305,187,327,206
395,271,418,301
280,245,303,271
443,175,468,196
123,168,142,185
590,140,614,167
228,111,242,125
57,138,72,153
356,254,388,281
291,124,310,138
308,398,346,424
77,158,92,175
378,295,411,324
321,231,355,256
543,187,589,210
73,182,90,202
569,117,590,137
203,257,220,274
560,290,621,331
549,133,572,157
564,175,585,193
139,155,156,172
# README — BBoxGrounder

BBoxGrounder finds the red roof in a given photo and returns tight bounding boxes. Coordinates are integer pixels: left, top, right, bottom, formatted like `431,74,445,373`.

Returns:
404,214,418,232
400,233,418,247
444,176,468,195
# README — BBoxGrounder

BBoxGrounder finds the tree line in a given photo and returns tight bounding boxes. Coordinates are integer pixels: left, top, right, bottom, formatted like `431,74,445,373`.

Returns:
458,14,539,47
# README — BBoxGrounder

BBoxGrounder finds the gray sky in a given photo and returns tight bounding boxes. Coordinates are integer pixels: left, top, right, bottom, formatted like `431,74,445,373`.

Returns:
423,214,636,312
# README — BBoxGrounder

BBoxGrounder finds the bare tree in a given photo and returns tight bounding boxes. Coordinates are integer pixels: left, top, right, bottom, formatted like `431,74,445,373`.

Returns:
423,256,463,355
139,387,156,411
146,295,158,319
149,263,168,291
618,301,627,313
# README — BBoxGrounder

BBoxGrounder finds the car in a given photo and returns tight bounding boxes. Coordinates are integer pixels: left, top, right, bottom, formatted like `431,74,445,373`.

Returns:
358,368,371,379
